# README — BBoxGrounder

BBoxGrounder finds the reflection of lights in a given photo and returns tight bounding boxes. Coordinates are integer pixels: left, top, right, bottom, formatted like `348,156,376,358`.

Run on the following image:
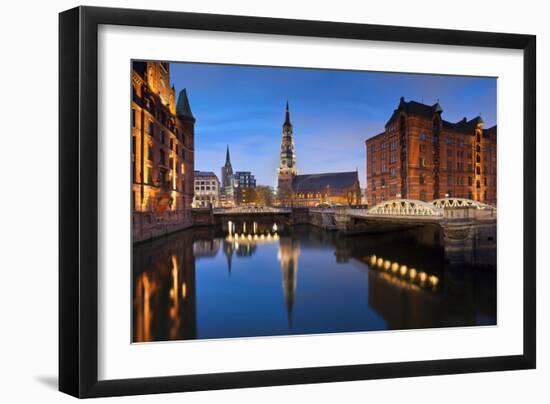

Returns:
273,223,278,232
260,234,265,240
366,254,439,292
274,234,280,240
248,234,252,240
429,275,439,287
409,268,417,280
228,221,233,236
181,282,187,299
369,255,377,266
169,255,180,338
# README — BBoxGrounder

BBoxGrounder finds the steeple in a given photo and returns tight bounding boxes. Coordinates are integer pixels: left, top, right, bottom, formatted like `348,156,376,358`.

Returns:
284,100,291,126
277,100,298,198
176,88,194,119
225,145,231,166
221,145,234,189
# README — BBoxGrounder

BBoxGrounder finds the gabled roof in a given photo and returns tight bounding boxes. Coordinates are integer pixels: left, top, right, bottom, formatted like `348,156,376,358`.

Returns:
292,171,359,192
385,97,443,127
443,116,484,134
176,88,194,119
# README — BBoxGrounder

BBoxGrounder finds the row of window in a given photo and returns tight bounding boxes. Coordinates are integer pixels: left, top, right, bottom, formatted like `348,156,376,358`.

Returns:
370,175,492,190
369,134,495,153
195,186,217,192
370,190,492,204
132,108,190,151
195,180,218,186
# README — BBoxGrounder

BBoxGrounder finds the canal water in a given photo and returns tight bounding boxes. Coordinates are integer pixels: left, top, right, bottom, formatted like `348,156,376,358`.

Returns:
132,224,496,342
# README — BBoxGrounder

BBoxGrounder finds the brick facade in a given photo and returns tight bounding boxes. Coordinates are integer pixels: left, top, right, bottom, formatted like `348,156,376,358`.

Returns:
366,98,496,206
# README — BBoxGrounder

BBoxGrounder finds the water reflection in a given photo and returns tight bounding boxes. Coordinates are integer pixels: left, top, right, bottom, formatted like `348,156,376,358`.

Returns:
133,224,496,342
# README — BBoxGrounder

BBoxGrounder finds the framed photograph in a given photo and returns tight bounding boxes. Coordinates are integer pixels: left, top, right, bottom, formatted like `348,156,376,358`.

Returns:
59,6,536,398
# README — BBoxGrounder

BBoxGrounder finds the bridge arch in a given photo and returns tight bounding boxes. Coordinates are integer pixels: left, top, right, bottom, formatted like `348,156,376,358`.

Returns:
367,199,443,217
431,198,495,210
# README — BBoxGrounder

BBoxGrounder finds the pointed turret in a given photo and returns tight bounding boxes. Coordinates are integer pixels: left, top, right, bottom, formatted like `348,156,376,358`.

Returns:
176,88,194,119
433,99,443,114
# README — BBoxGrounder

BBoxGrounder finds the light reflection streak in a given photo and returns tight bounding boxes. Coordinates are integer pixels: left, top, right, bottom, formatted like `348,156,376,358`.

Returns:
364,254,440,292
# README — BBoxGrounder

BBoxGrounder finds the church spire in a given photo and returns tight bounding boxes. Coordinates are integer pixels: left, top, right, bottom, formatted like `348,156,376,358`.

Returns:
284,100,291,126
225,145,231,166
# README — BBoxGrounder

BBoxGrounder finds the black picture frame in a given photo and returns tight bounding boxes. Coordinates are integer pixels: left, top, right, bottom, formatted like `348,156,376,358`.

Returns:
59,6,536,398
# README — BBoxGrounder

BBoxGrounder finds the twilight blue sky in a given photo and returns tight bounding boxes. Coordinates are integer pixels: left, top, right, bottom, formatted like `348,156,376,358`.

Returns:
170,62,496,189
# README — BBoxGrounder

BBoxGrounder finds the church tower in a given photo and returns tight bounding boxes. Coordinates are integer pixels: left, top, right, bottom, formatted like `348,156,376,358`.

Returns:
221,145,233,189
277,101,297,198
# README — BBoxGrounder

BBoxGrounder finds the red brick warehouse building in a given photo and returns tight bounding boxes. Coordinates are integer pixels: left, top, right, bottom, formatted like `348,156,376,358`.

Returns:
366,97,497,206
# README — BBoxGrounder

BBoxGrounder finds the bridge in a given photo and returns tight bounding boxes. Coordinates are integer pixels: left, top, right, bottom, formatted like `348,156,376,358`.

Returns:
191,198,496,268
327,198,495,221
309,198,496,268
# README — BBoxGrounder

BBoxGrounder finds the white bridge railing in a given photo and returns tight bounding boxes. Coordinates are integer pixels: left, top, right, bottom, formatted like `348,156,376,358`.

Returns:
213,207,291,214
431,198,496,211
365,199,444,217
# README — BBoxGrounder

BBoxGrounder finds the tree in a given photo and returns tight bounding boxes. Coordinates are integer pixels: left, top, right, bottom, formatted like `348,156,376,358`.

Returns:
251,186,275,206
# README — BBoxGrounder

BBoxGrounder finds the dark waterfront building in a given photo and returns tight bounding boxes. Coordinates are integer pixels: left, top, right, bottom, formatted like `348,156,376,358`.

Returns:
233,171,257,206
233,171,257,188
131,61,195,242
276,102,361,207
366,97,497,206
